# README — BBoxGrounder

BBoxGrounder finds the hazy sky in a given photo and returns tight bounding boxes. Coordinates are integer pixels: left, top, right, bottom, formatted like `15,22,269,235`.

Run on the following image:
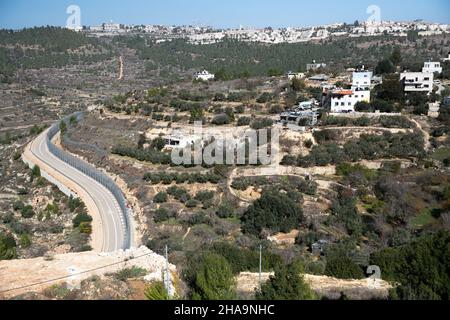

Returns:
1,0,449,29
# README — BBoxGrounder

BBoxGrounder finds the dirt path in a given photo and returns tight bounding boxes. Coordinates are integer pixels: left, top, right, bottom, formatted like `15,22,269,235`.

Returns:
409,118,431,151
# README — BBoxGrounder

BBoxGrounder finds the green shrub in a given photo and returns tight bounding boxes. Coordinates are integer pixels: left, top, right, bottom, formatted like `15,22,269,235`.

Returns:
185,199,199,208
154,208,171,223
145,281,170,300
68,196,84,212
19,234,32,248
325,255,365,280
20,205,35,219
195,191,214,202
0,232,17,260
31,165,41,178
241,190,303,236
114,266,148,281
13,200,25,211
72,212,93,228
216,203,235,219
211,114,231,125
154,192,168,203
256,263,316,300
191,253,236,300
237,117,251,126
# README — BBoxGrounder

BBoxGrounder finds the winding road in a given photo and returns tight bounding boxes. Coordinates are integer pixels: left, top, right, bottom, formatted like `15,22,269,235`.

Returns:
24,127,129,252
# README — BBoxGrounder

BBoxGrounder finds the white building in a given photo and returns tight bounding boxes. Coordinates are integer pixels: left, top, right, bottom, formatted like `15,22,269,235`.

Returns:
422,61,442,74
352,70,373,89
330,89,371,113
330,69,372,113
287,71,305,80
400,72,434,94
194,70,215,81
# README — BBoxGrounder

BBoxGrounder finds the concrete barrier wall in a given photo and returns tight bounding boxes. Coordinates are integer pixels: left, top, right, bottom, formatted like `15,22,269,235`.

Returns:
46,113,131,249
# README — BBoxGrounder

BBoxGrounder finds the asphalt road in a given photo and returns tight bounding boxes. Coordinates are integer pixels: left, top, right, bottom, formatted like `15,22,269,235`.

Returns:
29,130,127,252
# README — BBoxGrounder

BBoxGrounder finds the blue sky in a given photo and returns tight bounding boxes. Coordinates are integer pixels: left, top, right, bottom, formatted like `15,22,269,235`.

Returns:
0,0,449,29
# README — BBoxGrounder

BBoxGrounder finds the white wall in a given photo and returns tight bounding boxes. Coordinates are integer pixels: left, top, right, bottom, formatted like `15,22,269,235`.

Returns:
331,90,370,113
400,72,434,93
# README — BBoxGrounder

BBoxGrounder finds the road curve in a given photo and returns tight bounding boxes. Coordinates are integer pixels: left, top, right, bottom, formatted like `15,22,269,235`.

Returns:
25,126,129,253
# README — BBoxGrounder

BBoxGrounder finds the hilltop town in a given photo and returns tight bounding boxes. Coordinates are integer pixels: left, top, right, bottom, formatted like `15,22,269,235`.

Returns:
85,20,450,44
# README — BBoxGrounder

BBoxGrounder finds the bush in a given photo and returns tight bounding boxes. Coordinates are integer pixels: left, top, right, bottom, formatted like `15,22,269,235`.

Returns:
68,196,84,212
20,205,35,219
79,222,92,234
185,199,199,208
256,263,316,300
211,114,231,125
31,165,41,178
216,203,235,219
195,191,214,203
72,212,93,228
256,92,273,103
154,192,168,203
114,266,148,281
371,231,450,300
325,254,365,280
145,281,170,300
190,212,211,226
241,190,303,236
19,234,32,248
191,253,236,300
154,208,171,223
250,118,273,130
0,232,17,260
13,200,24,211
112,145,171,165
237,116,251,126
269,104,282,114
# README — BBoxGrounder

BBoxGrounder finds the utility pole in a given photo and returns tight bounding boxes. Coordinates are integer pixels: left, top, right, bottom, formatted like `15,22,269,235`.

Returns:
259,244,262,292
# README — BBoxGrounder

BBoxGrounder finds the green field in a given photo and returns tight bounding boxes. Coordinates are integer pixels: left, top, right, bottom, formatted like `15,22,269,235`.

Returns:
410,209,436,228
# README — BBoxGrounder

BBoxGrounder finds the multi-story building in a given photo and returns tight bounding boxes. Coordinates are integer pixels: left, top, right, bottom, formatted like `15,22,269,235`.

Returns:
422,61,443,74
352,69,373,89
400,72,434,93
330,69,372,113
330,89,371,113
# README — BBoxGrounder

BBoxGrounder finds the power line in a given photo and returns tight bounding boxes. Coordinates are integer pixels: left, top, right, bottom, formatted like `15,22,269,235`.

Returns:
0,251,155,295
